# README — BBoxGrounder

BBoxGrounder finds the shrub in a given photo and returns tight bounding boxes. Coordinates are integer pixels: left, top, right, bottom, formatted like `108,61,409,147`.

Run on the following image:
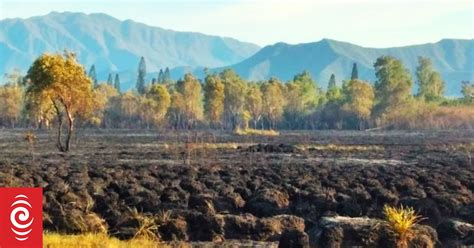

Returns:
383,204,423,248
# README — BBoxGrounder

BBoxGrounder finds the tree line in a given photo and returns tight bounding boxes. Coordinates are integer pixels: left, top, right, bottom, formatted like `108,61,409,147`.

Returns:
1,53,473,134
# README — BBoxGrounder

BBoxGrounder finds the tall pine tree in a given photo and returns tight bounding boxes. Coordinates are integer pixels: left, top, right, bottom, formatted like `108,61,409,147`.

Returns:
136,56,146,94
88,65,98,88
164,67,171,84
114,74,121,93
158,69,164,84
351,63,359,80
326,73,341,102
107,73,113,86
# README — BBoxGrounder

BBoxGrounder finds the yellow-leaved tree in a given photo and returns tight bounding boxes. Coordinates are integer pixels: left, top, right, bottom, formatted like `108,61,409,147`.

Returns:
24,52,94,152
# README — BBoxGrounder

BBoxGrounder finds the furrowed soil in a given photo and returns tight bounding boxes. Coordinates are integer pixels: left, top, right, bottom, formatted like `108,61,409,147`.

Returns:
0,129,473,246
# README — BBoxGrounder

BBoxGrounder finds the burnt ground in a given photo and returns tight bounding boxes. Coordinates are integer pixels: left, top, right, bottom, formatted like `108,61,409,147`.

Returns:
0,129,473,246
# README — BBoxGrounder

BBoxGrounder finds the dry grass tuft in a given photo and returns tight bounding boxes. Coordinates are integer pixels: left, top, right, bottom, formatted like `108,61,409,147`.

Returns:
383,204,423,248
234,128,280,136
43,233,166,248
130,208,160,241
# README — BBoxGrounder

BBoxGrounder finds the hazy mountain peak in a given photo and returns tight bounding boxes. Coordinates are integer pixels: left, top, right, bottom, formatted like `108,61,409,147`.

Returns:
0,11,260,87
225,38,473,96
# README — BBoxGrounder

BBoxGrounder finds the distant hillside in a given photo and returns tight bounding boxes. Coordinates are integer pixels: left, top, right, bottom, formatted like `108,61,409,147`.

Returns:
223,39,474,96
0,11,260,88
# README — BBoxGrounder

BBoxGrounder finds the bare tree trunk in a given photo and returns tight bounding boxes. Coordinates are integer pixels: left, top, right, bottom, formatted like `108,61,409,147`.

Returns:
65,110,74,152
52,100,65,152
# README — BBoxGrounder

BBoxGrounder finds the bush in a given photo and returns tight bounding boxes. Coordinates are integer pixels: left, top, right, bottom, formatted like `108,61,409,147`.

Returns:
383,205,423,248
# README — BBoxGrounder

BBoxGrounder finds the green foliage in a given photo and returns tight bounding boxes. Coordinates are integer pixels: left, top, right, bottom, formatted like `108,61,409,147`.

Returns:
24,52,94,152
91,84,119,126
157,69,164,84
170,73,203,128
136,56,147,95
221,69,247,129
88,65,98,88
262,78,286,129
203,74,225,127
341,79,374,129
0,85,23,127
461,81,473,104
144,84,171,127
114,74,121,93
416,56,444,101
107,73,113,86
351,63,358,80
326,73,342,103
163,67,172,84
246,83,263,129
5,53,474,132
373,56,413,125
284,71,320,128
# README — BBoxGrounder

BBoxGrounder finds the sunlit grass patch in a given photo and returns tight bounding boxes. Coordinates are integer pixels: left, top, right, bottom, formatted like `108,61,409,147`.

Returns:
43,233,166,248
233,128,280,136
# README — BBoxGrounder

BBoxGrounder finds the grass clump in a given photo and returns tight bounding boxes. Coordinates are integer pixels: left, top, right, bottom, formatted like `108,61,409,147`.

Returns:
383,205,423,247
129,208,160,241
234,128,279,136
43,233,165,248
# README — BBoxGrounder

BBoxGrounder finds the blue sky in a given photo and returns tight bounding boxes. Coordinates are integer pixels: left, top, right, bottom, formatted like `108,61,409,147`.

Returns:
0,0,472,47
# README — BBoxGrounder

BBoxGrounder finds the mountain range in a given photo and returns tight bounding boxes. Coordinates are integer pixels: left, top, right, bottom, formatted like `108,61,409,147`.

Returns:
0,11,259,81
225,38,474,96
1,12,472,96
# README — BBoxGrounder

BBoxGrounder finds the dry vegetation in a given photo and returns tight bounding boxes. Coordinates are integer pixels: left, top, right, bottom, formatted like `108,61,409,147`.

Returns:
233,128,280,136
44,233,167,248
383,205,423,247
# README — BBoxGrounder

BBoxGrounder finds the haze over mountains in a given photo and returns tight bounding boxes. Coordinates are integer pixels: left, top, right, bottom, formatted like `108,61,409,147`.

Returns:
1,12,472,96
0,12,260,79
226,38,474,96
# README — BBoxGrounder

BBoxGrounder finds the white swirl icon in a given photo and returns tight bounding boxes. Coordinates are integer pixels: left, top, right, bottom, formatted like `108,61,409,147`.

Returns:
10,194,34,241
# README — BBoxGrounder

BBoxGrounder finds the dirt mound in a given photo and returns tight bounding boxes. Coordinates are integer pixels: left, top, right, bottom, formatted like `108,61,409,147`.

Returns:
309,216,437,247
245,143,301,153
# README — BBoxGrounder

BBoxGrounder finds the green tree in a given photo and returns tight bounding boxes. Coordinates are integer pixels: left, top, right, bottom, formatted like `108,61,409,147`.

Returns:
373,56,413,125
461,81,474,103
0,85,23,127
158,69,164,84
25,52,94,152
114,74,121,93
91,84,119,127
88,65,98,88
221,69,247,130
136,56,147,95
111,92,140,128
326,73,341,102
145,84,171,127
107,73,113,86
246,83,263,129
262,78,286,129
163,67,172,84
416,56,444,101
171,73,204,128
284,71,319,128
341,79,374,129
203,73,225,127
351,63,359,80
